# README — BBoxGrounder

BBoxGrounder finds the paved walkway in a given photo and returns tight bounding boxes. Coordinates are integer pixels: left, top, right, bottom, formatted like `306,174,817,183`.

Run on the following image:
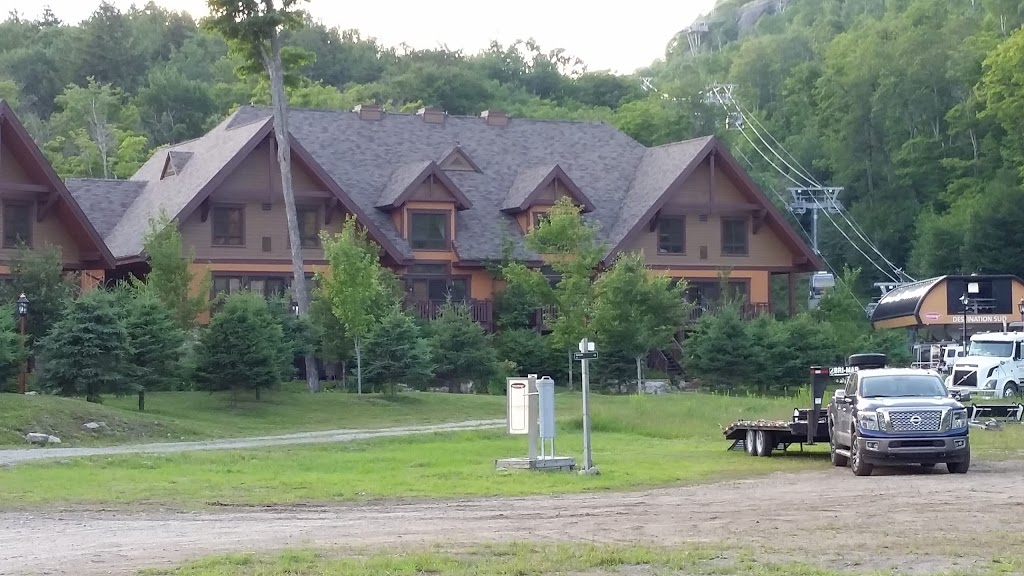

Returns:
0,419,505,466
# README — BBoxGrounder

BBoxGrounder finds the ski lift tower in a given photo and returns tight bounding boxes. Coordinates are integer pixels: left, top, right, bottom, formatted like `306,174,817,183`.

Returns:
684,22,709,56
703,83,744,130
789,187,844,310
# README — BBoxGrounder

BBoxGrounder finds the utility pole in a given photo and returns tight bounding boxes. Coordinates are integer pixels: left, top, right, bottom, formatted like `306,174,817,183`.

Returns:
575,337,599,474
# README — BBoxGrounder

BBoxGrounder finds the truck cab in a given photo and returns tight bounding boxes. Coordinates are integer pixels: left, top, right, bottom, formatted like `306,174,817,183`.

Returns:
945,331,1024,399
827,354,970,476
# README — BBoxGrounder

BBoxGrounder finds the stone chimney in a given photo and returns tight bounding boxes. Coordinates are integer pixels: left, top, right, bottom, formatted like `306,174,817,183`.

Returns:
353,103,383,121
480,109,509,127
417,106,446,124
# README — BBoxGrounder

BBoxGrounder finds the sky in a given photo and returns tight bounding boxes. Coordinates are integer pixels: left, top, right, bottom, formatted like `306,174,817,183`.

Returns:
0,0,718,74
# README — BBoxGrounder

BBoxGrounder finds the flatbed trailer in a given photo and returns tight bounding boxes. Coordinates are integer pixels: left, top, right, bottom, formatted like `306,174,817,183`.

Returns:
724,366,836,457
724,409,830,456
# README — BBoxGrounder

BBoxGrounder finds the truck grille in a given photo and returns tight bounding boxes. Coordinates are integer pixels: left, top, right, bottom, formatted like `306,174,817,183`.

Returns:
951,369,977,388
888,410,942,432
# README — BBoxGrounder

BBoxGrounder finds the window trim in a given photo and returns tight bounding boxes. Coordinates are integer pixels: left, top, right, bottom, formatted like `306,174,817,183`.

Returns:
408,209,451,251
531,210,549,229
2,200,33,249
656,215,685,254
296,204,322,249
211,204,246,247
721,216,749,256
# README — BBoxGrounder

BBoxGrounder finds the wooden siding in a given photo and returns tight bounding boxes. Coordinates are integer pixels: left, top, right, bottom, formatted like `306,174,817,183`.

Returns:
407,176,459,203
0,140,83,266
619,158,795,268
214,139,322,201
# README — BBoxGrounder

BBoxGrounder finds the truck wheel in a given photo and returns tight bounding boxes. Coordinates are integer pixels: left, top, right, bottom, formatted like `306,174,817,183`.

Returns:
745,429,757,456
947,451,971,474
1004,383,1018,399
829,421,848,467
849,431,873,477
755,430,773,457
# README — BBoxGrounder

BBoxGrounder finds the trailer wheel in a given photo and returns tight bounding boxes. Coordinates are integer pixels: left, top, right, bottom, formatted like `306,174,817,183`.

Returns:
754,429,773,457
745,429,757,456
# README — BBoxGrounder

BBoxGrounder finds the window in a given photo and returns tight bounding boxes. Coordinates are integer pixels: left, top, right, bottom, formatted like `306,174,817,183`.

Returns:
532,211,549,228
212,206,244,246
211,275,297,299
409,211,449,250
404,264,468,303
721,217,748,256
297,206,321,248
3,202,32,249
657,216,685,254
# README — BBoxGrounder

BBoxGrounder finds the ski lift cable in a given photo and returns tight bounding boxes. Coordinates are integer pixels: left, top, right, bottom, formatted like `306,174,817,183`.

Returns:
728,116,901,283
720,89,909,281
727,95,914,283
731,146,865,309
714,88,905,284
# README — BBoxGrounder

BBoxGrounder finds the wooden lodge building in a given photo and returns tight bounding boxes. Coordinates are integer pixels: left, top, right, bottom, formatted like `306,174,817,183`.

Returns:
0,99,823,334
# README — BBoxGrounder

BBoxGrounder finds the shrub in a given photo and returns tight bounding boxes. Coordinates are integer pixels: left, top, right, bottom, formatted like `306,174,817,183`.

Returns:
193,291,290,400
493,328,563,383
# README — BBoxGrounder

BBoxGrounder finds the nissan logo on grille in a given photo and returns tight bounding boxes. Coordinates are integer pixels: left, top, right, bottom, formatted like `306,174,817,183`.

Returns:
910,415,922,426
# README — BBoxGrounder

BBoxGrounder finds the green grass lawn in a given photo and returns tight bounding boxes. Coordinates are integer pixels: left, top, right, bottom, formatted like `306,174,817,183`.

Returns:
142,543,1024,576
0,385,505,447
0,391,830,508
4,389,1021,510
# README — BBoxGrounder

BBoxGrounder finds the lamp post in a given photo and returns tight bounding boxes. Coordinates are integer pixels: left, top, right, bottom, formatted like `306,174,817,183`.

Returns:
960,292,969,351
290,300,299,316
16,293,28,394
1018,297,1023,327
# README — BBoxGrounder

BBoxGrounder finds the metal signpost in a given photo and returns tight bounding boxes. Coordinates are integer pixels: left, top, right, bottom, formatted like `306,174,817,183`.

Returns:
575,337,599,474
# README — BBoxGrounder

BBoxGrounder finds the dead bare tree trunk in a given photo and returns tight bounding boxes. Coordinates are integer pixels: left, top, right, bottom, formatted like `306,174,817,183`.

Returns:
262,33,320,393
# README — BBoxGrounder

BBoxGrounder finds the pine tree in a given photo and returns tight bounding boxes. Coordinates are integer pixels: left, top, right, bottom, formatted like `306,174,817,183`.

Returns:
364,305,433,398
0,305,27,393
428,300,498,393
38,289,131,403
124,288,187,392
193,291,290,400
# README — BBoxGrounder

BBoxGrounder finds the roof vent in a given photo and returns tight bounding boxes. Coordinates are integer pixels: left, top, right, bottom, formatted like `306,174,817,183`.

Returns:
417,106,446,125
480,109,509,127
353,103,383,121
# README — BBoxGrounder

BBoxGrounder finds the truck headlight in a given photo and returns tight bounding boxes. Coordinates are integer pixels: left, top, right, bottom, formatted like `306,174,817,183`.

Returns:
984,379,997,390
858,412,879,431
951,409,969,430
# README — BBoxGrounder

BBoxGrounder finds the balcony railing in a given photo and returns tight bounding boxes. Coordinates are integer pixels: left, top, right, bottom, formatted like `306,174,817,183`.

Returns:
404,299,494,331
688,301,771,322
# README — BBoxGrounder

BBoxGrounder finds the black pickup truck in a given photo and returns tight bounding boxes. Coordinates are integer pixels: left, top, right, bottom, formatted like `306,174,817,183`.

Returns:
827,354,971,476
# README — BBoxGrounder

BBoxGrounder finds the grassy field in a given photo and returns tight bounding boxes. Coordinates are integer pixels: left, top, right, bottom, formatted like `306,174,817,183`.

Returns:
142,542,1024,576
1,391,832,508
0,385,505,447
5,388,1023,509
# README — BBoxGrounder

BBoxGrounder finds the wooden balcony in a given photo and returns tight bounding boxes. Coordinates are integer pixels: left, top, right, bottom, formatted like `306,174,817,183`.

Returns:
404,298,495,332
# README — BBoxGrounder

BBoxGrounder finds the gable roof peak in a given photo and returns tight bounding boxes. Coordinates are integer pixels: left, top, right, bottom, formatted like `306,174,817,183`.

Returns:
502,163,595,213
438,144,482,173
376,160,472,210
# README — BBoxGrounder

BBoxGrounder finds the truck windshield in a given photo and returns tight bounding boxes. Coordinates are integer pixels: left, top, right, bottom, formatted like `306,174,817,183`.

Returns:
860,375,947,398
967,340,1014,358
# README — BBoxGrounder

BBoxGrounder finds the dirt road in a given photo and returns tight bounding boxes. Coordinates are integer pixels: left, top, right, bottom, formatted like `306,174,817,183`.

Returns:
3,458,1023,576
0,419,505,466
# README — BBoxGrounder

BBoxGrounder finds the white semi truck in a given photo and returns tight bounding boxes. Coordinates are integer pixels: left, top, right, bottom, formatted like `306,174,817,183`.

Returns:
945,331,1024,399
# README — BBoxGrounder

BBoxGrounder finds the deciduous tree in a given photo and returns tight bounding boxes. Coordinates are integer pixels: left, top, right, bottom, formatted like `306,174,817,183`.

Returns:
205,0,320,392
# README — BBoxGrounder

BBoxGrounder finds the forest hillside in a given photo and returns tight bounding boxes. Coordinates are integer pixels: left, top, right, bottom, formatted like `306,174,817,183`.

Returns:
1,0,1023,295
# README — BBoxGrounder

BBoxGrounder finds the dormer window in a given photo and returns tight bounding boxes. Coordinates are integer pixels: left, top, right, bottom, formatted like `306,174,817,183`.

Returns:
501,164,595,219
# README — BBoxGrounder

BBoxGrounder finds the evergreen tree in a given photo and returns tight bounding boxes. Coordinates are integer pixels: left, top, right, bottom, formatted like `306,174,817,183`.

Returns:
0,245,77,346
193,291,290,400
364,305,433,397
132,211,210,330
683,303,753,391
38,289,131,403
0,305,28,393
428,300,498,393
124,288,187,392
